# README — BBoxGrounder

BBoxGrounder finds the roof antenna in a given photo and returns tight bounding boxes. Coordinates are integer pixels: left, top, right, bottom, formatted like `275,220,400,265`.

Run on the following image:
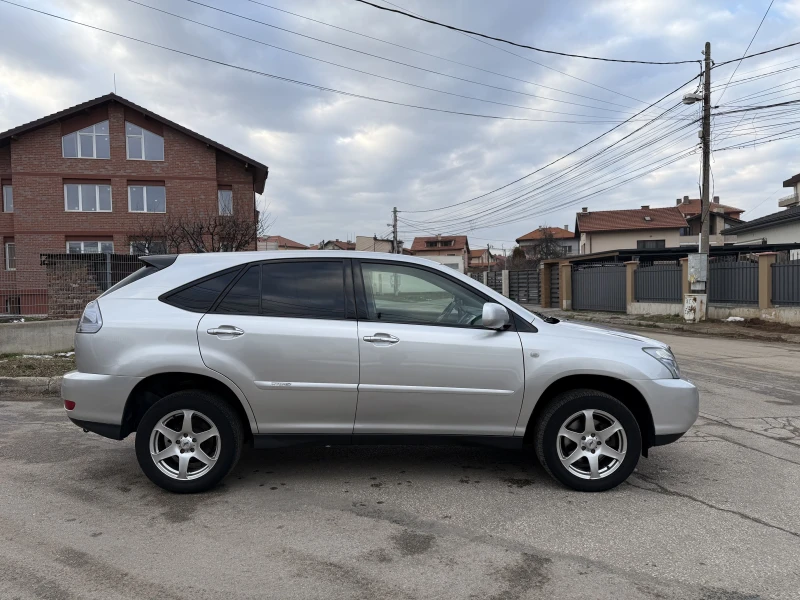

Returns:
113,73,117,94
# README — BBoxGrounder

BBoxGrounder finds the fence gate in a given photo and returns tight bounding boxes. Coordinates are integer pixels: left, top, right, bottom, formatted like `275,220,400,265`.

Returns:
572,263,626,312
549,265,560,307
486,271,503,293
708,259,758,305
634,262,682,303
509,270,539,304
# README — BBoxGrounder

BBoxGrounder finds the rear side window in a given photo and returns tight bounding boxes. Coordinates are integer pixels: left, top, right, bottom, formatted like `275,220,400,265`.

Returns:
162,268,240,312
215,265,260,314
261,261,344,319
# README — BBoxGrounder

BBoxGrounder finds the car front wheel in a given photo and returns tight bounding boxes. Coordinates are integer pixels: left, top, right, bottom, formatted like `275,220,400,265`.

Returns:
135,390,243,493
534,389,641,492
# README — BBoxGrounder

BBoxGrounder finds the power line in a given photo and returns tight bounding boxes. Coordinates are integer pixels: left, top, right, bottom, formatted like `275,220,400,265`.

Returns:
0,0,637,125
715,0,774,104
353,0,702,65
713,39,800,69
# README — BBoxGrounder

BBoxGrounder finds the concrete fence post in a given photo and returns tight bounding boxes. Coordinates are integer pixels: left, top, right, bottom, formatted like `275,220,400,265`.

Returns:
540,263,551,308
482,272,488,286
758,252,777,309
625,261,638,314
501,269,510,297
679,257,689,297
559,262,572,310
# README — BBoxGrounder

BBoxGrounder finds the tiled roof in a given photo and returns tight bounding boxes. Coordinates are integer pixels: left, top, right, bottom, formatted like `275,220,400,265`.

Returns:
676,199,743,216
469,249,487,258
725,205,800,235
259,236,308,249
410,236,469,252
326,240,356,250
516,226,575,242
577,207,687,233
0,93,269,193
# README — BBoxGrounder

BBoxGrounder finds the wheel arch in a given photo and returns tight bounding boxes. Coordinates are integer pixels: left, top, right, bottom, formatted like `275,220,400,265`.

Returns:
523,375,655,454
121,372,255,445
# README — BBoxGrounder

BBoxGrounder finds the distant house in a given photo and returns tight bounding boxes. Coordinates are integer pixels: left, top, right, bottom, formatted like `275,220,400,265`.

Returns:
316,239,356,251
575,206,688,254
410,235,470,272
257,235,308,251
516,225,577,255
355,235,400,253
673,195,743,246
468,248,497,271
725,205,800,245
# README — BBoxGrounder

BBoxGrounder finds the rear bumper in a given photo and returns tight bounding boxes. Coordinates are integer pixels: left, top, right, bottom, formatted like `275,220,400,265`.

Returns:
630,377,699,436
61,371,142,437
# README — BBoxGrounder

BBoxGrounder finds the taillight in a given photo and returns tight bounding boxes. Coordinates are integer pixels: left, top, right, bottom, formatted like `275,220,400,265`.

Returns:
77,300,103,333
64,400,76,410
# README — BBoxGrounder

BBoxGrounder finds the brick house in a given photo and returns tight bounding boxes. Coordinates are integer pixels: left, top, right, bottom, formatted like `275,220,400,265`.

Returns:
0,93,268,314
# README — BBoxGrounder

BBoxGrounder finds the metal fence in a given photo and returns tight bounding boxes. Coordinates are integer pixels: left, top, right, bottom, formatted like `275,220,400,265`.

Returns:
708,258,758,305
468,272,482,282
572,263,626,312
634,262,682,303
772,259,800,306
549,265,560,307
1,252,142,318
486,271,503,293
509,270,539,304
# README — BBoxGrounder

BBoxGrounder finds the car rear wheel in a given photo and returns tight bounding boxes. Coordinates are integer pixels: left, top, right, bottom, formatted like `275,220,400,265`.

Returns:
534,389,641,492
135,390,243,493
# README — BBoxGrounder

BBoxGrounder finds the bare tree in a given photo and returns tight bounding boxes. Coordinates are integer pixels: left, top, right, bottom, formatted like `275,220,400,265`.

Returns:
521,226,565,268
507,246,533,270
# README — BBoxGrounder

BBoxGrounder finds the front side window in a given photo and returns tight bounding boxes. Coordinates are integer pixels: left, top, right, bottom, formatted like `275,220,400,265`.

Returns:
62,121,110,159
261,261,344,319
4,242,15,270
218,189,233,215
130,240,167,255
361,262,484,327
67,241,114,254
2,185,12,212
126,122,164,161
64,184,112,212
128,185,166,213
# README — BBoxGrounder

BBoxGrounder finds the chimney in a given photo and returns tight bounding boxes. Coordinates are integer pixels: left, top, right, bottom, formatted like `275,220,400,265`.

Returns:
683,195,690,203
641,205,649,210
581,207,588,213
713,196,720,204
564,224,569,231
676,198,681,205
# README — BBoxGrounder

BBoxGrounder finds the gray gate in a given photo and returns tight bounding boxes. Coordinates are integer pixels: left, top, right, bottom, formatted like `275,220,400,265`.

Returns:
772,259,800,306
486,271,502,293
572,263,626,312
549,265,560,307
634,262,682,303
509,270,539,304
708,260,758,305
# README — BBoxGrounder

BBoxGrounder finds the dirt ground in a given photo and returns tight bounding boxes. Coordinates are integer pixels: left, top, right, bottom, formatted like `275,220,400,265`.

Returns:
0,353,76,378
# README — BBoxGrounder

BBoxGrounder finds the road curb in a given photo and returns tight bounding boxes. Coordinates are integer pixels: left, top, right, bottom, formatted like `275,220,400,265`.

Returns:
0,376,62,397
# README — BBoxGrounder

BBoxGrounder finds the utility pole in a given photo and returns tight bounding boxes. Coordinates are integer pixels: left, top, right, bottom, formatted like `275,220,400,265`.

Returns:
392,206,398,254
486,244,492,275
700,41,712,255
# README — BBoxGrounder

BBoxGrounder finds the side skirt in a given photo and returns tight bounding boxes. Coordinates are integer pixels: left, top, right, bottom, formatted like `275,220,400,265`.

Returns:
252,434,524,450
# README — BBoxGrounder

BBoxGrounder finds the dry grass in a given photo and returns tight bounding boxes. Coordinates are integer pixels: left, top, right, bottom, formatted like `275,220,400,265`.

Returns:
0,354,76,378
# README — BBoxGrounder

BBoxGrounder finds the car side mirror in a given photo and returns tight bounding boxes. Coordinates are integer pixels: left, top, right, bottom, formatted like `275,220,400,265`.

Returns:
482,303,510,330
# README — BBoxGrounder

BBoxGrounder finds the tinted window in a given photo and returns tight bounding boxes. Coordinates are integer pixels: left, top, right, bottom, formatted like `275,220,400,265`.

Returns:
361,263,485,327
164,269,239,312
262,261,344,318
215,266,260,314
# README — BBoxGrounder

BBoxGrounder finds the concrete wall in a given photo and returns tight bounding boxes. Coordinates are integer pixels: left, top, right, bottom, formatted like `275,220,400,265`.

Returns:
706,305,800,325
581,228,681,254
628,302,683,316
0,319,77,354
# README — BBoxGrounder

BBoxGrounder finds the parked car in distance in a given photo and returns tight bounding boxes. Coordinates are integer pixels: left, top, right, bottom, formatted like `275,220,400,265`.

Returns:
62,251,698,493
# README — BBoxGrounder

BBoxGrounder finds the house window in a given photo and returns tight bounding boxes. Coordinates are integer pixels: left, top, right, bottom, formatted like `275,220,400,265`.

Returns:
128,185,166,213
679,227,690,236
218,189,233,215
2,185,12,213
64,184,112,212
4,242,16,270
66,241,114,254
130,240,167,255
62,121,110,159
636,240,666,250
125,122,164,160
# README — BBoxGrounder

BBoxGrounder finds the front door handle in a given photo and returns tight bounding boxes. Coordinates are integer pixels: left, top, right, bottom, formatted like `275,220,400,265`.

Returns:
207,326,245,337
363,333,399,345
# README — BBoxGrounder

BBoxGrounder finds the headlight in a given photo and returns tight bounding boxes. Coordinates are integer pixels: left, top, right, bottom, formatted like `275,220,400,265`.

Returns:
77,300,103,334
643,347,680,379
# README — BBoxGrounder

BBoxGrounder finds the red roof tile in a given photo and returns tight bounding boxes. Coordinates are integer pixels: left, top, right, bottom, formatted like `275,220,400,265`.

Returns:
258,235,308,249
516,226,575,242
577,207,687,233
676,199,743,216
410,236,469,252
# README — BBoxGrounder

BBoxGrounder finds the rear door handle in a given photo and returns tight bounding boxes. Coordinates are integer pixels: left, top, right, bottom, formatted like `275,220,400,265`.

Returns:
207,326,245,337
363,333,399,345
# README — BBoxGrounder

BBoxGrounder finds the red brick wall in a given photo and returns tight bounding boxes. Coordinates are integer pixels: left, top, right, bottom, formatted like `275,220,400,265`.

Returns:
6,101,257,272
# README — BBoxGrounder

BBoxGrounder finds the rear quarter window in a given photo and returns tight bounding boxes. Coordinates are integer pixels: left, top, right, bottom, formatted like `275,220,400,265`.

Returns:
161,268,241,313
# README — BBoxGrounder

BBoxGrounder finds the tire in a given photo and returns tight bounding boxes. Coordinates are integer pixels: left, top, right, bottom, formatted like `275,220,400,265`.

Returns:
135,389,243,494
534,389,641,492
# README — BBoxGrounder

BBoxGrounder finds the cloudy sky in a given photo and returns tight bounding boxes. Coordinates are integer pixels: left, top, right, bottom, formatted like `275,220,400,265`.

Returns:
1,0,799,250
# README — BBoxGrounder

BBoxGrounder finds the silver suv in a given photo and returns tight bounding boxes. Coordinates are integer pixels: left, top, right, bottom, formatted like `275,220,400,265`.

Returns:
62,252,698,493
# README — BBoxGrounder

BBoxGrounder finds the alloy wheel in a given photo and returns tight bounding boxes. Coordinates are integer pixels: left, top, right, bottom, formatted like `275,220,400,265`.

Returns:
148,409,221,481
556,409,627,480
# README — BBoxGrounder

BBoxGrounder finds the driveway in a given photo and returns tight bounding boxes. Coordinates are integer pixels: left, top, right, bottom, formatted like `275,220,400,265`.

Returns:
1,331,799,599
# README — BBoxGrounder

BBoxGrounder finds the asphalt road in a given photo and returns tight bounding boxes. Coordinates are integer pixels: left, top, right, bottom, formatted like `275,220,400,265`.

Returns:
1,331,799,599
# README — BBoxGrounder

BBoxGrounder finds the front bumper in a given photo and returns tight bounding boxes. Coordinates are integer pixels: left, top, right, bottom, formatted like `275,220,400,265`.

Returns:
629,377,699,436
61,371,143,437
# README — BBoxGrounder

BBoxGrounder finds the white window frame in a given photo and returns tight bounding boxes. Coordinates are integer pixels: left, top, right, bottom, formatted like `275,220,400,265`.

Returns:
129,240,167,255
218,189,233,215
64,184,113,213
4,242,15,270
127,185,167,213
125,122,165,161
62,121,110,159
66,241,114,254
2,185,12,213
